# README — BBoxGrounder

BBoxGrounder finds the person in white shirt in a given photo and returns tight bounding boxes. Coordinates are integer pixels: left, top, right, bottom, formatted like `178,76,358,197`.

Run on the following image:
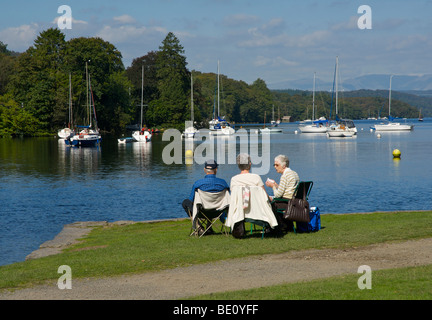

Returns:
226,153,278,237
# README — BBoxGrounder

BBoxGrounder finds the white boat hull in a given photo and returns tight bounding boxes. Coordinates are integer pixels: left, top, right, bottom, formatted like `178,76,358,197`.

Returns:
374,123,413,131
327,130,354,137
183,127,198,138
260,128,282,133
65,132,102,147
299,125,327,133
210,126,235,135
132,130,152,142
58,128,74,139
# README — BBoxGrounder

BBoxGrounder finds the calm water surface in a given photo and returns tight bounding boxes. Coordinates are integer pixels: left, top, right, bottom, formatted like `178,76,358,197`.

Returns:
1,119,431,266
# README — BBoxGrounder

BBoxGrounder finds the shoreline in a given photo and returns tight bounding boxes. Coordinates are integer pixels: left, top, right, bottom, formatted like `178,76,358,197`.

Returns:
25,218,189,262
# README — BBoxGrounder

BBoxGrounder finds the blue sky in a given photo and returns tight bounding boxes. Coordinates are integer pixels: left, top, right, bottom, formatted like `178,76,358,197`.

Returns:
1,0,431,87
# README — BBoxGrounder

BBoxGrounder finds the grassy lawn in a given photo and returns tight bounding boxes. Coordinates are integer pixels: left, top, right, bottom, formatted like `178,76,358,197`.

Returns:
191,264,432,300
1,211,432,295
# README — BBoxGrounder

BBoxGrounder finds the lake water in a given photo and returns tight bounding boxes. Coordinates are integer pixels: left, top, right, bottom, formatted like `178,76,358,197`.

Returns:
1,119,431,266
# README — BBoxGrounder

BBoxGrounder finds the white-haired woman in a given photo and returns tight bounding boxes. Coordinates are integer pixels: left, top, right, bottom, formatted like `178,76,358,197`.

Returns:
266,154,299,231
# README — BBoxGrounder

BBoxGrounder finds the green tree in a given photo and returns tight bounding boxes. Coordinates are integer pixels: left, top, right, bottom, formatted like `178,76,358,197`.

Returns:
0,94,41,137
8,28,67,131
245,78,273,122
126,51,159,127
0,41,18,95
64,36,128,132
150,32,189,127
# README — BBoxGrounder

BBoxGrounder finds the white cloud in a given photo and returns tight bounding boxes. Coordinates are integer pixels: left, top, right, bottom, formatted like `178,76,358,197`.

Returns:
253,55,298,67
295,30,331,48
0,23,39,51
223,14,260,27
113,15,137,24
96,25,167,44
330,16,358,31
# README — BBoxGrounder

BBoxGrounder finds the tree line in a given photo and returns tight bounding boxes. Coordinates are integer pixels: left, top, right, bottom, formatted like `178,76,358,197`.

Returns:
0,28,420,137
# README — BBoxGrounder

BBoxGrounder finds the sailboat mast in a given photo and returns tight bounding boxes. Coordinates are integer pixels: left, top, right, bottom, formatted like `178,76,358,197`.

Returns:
88,74,92,128
335,56,338,115
272,105,275,122
312,72,316,121
86,61,89,126
141,65,144,130
69,73,72,128
191,73,194,124
217,60,220,118
388,74,393,117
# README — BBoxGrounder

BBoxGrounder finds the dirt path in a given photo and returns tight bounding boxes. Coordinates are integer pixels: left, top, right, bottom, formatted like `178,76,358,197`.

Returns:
2,237,432,300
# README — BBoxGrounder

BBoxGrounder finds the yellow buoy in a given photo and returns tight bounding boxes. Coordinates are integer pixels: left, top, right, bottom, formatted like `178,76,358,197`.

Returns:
185,149,193,158
392,149,401,158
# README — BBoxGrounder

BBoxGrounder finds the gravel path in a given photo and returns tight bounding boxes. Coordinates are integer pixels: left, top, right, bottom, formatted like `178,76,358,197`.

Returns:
2,237,432,300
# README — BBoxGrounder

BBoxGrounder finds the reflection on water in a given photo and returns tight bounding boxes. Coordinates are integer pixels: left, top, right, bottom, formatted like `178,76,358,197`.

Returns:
1,120,432,265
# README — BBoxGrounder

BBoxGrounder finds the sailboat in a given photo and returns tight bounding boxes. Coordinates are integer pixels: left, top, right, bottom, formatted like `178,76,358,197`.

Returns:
183,73,198,139
327,57,357,138
65,63,102,147
299,72,328,133
270,105,280,127
58,73,75,139
260,110,282,133
132,65,152,143
373,75,414,131
209,61,235,135
419,109,424,122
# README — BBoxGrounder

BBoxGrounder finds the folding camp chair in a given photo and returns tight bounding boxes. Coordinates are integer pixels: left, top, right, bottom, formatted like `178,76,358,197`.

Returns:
190,189,230,238
245,218,270,239
272,181,313,233
226,186,278,239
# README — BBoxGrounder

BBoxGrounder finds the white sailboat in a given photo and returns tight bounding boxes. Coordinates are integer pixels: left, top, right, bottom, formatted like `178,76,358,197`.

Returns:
65,64,102,147
183,73,198,139
58,73,75,139
327,57,357,138
260,111,282,133
270,105,280,127
373,75,414,131
299,72,328,133
132,65,152,143
209,61,235,135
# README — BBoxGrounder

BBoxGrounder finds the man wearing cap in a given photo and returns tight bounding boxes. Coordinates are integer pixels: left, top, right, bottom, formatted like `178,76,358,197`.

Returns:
182,159,230,218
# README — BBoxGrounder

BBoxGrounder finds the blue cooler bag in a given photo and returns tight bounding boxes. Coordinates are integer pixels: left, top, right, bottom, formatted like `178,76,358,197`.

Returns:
296,207,321,233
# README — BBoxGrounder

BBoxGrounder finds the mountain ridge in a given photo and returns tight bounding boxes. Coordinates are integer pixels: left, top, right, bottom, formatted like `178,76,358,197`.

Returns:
269,74,432,91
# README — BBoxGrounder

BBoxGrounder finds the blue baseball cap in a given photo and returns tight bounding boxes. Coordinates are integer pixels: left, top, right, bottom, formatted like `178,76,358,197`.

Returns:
205,159,218,169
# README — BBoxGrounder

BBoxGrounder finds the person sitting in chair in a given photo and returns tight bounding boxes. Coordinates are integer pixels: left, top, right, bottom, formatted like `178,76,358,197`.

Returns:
182,160,230,233
225,153,278,237
265,154,299,232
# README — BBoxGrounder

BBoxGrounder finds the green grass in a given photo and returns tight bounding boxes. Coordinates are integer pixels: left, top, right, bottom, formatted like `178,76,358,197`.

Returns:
192,264,432,300
1,211,432,293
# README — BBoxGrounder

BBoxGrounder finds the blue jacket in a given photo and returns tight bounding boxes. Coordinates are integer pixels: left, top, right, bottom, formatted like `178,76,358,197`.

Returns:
188,174,230,202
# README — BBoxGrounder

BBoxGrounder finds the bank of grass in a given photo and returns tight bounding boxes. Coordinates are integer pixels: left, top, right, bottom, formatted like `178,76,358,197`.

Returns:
192,264,432,300
1,211,432,292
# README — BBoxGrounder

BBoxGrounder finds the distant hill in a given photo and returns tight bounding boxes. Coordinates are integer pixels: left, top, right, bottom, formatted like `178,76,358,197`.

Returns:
342,89,432,117
269,74,432,92
271,88,432,117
